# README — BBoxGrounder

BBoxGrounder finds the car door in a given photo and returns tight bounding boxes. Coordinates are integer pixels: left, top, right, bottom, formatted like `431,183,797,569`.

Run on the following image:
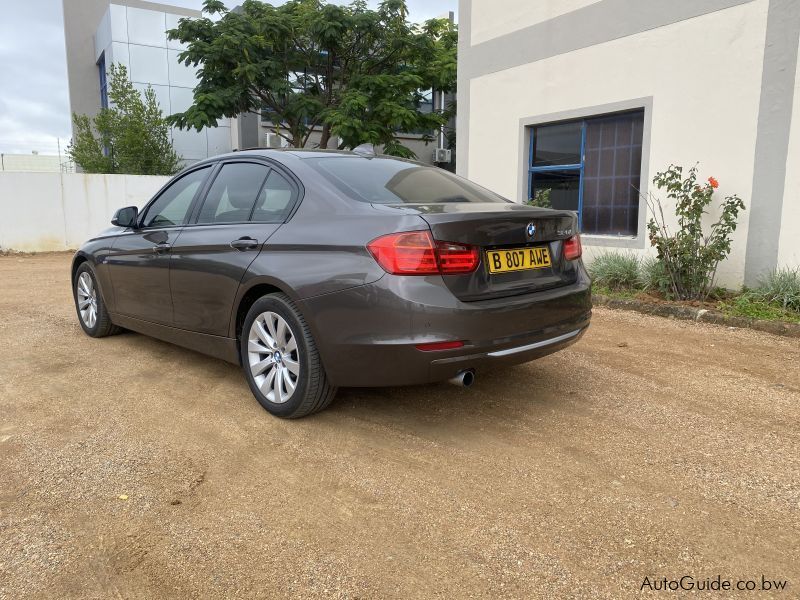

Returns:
106,165,212,325
169,160,299,336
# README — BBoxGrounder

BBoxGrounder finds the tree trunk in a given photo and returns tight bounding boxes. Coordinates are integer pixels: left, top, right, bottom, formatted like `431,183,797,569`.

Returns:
319,123,331,149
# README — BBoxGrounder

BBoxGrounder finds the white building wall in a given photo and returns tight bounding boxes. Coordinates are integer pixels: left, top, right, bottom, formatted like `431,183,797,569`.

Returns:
460,0,780,288
93,4,233,163
470,0,600,45
777,47,800,271
0,172,168,252
0,154,72,173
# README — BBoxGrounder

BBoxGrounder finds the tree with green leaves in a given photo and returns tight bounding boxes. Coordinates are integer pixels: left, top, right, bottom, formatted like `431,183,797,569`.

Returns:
168,0,457,158
67,64,181,175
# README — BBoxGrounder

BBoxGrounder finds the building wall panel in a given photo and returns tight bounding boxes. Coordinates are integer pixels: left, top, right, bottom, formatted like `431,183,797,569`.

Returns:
465,0,769,287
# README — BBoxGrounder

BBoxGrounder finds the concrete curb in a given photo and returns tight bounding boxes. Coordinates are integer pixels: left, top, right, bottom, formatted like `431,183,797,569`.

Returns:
593,295,800,339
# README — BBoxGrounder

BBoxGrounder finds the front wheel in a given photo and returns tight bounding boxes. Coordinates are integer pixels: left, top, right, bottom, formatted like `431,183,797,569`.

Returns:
73,263,120,337
240,294,336,418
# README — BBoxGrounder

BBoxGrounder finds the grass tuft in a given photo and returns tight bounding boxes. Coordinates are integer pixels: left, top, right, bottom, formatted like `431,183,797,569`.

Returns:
750,267,800,312
587,252,641,291
639,256,671,294
589,252,800,324
718,294,800,324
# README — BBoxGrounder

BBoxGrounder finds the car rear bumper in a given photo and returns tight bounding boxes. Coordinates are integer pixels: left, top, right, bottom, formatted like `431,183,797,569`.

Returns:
299,264,592,387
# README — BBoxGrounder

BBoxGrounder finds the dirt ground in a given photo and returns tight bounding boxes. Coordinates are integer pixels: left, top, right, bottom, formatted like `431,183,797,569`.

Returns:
1,253,798,599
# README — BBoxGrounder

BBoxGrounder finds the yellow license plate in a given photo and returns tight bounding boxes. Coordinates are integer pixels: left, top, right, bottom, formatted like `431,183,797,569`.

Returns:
486,246,552,274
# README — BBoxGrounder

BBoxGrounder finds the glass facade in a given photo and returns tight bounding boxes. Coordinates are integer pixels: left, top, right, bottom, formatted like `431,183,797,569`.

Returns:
93,4,231,162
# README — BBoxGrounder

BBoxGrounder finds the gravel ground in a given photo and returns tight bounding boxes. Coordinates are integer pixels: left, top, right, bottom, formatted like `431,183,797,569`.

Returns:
1,252,798,599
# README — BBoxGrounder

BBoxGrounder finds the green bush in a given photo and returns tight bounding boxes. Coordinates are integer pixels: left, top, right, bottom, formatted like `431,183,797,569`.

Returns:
647,164,745,301
588,252,641,290
639,257,671,294
527,188,552,208
589,252,800,323
750,267,800,312
67,64,180,175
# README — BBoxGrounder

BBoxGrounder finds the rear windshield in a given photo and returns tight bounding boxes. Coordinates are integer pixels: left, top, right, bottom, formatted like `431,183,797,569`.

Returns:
305,156,509,204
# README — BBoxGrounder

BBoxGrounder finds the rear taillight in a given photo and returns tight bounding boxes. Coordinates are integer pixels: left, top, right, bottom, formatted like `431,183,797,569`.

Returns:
436,241,480,274
563,234,582,261
367,231,437,274
367,231,479,275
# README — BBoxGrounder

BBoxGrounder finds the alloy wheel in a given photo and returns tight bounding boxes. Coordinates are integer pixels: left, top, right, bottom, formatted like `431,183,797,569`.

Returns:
247,311,300,403
76,272,98,329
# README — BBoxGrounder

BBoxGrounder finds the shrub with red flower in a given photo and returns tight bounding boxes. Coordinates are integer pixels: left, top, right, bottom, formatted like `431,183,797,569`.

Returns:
648,164,745,301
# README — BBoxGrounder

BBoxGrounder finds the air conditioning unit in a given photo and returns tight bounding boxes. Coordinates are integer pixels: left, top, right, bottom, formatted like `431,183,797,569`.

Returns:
263,132,288,149
433,147,452,164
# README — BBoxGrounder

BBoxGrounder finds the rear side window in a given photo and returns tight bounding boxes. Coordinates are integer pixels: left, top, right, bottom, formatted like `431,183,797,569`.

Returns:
305,156,509,204
251,171,295,222
142,166,210,227
196,162,270,224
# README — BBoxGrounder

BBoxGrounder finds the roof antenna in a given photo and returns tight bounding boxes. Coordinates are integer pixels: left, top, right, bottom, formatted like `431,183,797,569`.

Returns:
353,143,376,157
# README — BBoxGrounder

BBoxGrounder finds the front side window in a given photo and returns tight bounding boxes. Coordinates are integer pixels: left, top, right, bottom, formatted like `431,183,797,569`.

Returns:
142,166,210,228
306,156,508,204
528,110,644,236
196,162,270,224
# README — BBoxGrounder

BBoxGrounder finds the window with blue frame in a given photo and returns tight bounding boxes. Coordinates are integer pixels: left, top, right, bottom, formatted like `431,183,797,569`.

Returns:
98,54,108,109
528,110,644,236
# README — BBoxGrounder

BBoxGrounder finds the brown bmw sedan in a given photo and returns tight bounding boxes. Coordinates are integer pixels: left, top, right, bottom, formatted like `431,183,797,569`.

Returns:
72,149,591,418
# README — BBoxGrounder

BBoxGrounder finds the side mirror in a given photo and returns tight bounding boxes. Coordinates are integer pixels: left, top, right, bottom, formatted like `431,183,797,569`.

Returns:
112,206,138,228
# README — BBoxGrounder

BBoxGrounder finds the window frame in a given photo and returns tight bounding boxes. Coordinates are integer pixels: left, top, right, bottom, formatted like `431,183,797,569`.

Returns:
192,160,271,225
528,110,643,235
527,123,586,227
519,99,651,249
186,157,302,227
98,54,108,110
137,164,214,230
250,169,299,222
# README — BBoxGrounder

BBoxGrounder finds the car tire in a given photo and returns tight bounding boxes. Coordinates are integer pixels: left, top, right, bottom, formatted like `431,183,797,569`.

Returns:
240,293,337,418
73,262,121,338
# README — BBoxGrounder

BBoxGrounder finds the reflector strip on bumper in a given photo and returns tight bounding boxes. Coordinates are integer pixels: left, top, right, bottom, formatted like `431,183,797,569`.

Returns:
487,328,583,357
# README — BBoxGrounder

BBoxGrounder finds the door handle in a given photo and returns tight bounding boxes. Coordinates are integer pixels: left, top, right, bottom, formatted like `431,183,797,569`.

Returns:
152,242,171,254
230,237,259,251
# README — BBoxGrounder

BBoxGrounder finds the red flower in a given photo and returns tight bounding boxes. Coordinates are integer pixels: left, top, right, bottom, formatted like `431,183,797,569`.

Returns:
708,176,719,189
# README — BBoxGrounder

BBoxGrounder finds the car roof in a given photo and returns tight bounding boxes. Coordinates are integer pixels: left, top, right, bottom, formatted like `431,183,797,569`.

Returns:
191,147,426,167
206,148,357,161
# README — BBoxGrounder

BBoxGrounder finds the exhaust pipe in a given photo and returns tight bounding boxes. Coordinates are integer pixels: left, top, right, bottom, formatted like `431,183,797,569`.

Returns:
448,369,475,387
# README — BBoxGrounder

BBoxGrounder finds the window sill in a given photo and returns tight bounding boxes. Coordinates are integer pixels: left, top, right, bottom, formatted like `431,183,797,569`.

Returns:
581,233,646,249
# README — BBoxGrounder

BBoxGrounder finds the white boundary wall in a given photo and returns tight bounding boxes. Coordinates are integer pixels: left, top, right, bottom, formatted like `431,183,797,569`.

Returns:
0,172,169,252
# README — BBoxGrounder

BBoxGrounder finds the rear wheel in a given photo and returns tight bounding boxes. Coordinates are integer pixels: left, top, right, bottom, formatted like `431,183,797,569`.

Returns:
240,294,336,418
73,263,120,337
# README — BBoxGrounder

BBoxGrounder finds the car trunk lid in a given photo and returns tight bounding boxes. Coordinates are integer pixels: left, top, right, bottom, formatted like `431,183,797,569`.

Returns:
413,203,580,301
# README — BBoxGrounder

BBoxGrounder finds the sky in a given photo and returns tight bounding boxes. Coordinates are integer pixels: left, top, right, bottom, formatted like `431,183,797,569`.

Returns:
0,0,457,155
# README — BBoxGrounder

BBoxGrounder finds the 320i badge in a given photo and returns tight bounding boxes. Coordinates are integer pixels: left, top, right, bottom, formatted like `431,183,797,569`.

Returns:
71,149,592,418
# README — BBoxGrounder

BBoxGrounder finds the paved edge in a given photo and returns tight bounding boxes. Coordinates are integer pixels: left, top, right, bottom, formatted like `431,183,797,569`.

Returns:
593,294,800,339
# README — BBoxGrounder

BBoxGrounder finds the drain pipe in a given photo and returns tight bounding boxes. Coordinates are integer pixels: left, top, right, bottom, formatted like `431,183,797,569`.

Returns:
438,90,446,150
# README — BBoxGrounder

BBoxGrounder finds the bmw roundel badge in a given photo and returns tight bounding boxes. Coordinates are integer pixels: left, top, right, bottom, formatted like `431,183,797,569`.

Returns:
526,222,536,238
